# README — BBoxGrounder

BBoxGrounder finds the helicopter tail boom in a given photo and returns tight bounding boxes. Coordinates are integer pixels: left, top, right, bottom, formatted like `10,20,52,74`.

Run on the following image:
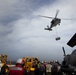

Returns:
44,28,52,31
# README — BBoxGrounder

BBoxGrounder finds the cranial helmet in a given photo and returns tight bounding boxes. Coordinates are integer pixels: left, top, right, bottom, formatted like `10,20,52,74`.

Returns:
16,58,24,65
55,60,58,63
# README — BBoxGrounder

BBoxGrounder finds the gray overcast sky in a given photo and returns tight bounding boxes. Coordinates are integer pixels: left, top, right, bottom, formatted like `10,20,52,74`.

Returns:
0,0,76,62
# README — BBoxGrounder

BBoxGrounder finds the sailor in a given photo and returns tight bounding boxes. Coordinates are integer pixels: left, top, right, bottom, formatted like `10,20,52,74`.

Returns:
46,62,52,75
9,58,27,75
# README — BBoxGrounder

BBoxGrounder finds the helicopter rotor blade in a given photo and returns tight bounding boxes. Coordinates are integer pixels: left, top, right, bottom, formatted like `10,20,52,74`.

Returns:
55,10,60,18
61,18,76,20
38,15,54,19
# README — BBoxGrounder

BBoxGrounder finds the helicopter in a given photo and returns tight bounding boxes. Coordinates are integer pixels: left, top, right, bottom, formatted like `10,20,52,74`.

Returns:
61,34,76,75
38,10,74,31
38,10,61,31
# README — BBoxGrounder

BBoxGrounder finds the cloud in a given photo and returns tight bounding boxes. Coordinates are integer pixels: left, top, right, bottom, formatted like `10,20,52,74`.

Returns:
0,0,76,62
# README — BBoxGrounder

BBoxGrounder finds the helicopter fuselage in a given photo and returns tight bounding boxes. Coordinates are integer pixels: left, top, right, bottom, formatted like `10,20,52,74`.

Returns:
50,18,61,28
